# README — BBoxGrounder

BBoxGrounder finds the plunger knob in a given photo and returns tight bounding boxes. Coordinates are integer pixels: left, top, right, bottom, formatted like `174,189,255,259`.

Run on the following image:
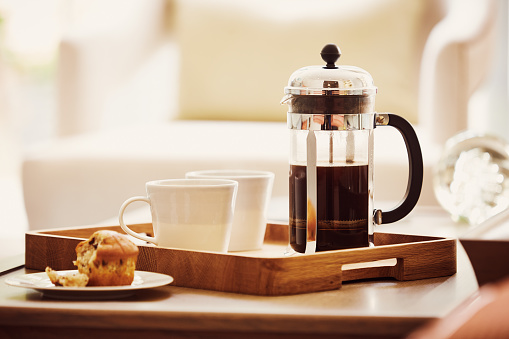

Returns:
321,44,341,69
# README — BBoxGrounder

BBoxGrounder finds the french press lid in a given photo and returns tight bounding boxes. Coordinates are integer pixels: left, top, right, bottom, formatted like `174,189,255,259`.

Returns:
283,44,377,114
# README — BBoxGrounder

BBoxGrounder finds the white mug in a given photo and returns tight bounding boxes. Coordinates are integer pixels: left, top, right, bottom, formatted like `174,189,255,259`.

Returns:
185,170,274,251
119,179,238,253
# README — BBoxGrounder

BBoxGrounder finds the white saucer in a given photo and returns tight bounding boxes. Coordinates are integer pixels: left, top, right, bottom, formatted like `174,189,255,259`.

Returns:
5,270,173,300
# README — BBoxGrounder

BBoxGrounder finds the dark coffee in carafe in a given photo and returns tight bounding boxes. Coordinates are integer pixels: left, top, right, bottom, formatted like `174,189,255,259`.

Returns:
289,163,369,252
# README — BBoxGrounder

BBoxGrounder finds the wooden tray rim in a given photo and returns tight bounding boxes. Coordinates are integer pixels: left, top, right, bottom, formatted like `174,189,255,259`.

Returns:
25,222,456,261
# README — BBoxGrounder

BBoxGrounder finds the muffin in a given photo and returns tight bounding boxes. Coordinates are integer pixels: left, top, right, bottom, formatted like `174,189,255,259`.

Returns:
73,230,139,286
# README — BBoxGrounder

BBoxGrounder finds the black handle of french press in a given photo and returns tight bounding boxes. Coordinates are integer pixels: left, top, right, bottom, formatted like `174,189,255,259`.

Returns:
378,114,423,224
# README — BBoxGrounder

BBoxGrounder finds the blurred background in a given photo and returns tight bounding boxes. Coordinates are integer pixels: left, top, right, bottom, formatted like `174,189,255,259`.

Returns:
0,0,65,239
0,0,508,256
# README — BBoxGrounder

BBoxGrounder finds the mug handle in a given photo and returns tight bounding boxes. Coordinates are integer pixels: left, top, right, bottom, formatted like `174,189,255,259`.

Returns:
374,113,423,224
119,196,157,244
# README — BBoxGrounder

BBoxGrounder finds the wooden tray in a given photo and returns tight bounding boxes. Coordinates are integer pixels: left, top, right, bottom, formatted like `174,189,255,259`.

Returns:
25,222,456,296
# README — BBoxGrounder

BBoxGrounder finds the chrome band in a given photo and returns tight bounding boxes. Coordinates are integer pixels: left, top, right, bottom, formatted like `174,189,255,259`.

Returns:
305,130,317,254
374,209,383,225
375,113,389,126
288,112,376,131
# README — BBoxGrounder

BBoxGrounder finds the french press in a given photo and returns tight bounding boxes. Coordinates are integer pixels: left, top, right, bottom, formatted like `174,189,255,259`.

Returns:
282,44,423,254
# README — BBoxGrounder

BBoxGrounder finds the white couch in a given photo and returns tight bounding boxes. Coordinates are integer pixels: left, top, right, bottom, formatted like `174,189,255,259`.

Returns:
22,0,497,230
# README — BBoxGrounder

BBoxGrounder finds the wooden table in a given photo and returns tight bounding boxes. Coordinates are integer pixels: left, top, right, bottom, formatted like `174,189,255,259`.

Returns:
0,208,479,339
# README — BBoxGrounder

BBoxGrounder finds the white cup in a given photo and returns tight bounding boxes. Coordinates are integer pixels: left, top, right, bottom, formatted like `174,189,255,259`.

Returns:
119,179,238,253
185,170,274,251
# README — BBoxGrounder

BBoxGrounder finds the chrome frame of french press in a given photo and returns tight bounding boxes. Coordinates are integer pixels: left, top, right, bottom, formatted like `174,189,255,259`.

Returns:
288,112,377,254
285,44,423,254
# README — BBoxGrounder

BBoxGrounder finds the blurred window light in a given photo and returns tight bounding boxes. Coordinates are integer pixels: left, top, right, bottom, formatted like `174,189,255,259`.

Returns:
0,0,66,68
